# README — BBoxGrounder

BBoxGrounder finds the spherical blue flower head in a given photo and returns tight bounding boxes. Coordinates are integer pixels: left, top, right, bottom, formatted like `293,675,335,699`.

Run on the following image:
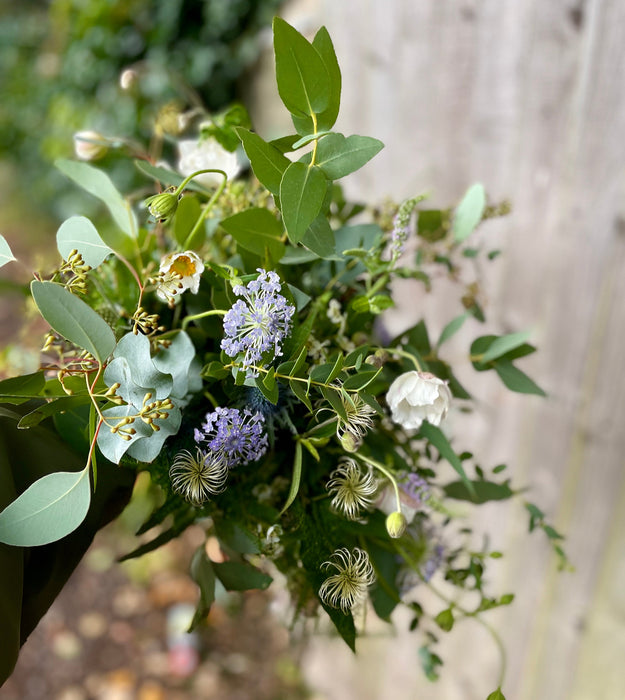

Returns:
194,406,268,467
221,269,295,377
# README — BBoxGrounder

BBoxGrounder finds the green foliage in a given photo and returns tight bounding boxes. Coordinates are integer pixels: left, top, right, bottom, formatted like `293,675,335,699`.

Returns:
0,235,16,268
453,183,486,241
56,216,113,268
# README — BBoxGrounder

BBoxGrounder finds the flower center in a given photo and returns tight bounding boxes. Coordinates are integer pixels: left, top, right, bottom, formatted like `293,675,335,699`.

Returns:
170,255,196,277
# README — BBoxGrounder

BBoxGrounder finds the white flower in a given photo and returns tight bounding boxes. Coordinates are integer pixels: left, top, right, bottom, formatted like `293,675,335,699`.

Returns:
318,547,376,613
156,251,204,305
73,130,108,161
177,138,241,188
386,371,451,430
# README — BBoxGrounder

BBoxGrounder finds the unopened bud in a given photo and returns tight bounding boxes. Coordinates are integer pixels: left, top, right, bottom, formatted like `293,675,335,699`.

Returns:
119,68,138,90
145,191,179,223
339,431,361,453
74,130,108,161
385,511,408,539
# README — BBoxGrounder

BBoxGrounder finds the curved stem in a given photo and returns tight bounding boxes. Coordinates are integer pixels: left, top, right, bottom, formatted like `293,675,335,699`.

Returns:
357,453,402,513
181,170,228,250
310,113,319,166
182,308,226,330
380,346,423,371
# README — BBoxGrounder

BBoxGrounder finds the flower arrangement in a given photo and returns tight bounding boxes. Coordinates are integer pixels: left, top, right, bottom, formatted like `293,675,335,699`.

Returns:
0,18,567,697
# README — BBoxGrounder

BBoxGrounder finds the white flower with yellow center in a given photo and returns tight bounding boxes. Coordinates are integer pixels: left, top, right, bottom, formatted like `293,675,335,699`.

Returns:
156,251,204,305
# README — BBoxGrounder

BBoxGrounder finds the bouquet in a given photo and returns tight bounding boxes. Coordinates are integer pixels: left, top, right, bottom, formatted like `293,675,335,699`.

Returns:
0,17,566,697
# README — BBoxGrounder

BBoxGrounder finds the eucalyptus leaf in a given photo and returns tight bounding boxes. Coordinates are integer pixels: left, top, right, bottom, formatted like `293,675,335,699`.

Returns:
0,234,16,268
437,312,469,347
56,216,113,268
213,560,272,591
301,215,338,259
453,183,485,242
494,361,546,396
273,17,330,117
306,133,384,180
31,281,116,363
56,158,137,238
220,208,286,261
236,128,290,195
280,162,327,244
419,422,475,495
0,467,91,547
480,330,531,363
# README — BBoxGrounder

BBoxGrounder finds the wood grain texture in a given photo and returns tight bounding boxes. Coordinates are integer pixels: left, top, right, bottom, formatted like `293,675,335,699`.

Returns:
250,1,625,698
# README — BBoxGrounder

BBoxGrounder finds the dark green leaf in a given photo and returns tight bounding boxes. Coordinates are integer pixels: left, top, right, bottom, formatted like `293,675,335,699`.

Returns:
213,560,272,591
31,281,116,363
417,209,448,242
174,195,203,248
280,162,327,244
17,396,90,429
443,480,514,504
306,133,384,180
273,17,330,117
292,26,342,134
419,422,474,496
289,379,313,412
494,361,546,396
301,215,337,259
235,128,290,195
0,372,46,405
435,608,455,632
342,369,380,391
214,520,260,554
220,208,285,261
189,547,215,630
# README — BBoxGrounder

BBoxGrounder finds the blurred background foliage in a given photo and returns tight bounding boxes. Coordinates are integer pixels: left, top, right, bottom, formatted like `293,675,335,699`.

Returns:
0,0,283,223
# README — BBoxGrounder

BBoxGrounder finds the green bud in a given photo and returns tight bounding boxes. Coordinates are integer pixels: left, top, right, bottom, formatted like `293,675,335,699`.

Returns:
145,191,179,223
385,511,407,539
339,431,361,453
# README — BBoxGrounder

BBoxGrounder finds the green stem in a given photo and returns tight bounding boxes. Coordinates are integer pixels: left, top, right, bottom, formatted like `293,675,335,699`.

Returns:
357,454,402,513
182,308,226,330
181,169,228,250
310,113,319,166
379,346,423,371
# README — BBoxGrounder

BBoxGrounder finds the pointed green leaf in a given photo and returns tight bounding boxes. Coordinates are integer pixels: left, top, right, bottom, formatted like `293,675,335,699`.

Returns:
494,361,546,396
189,546,216,630
306,134,384,180
290,378,313,411
220,208,285,261
31,281,116,363
480,330,531,363
56,216,113,268
17,396,90,429
0,467,91,546
0,235,16,268
443,480,514,504
419,422,474,495
0,372,46,405
56,158,137,238
435,608,455,632
280,440,303,515
486,689,506,700
292,27,342,134
236,128,290,195
273,17,330,117
280,162,327,244
453,183,485,242
301,215,337,259
213,560,272,591
134,159,209,194
437,312,469,347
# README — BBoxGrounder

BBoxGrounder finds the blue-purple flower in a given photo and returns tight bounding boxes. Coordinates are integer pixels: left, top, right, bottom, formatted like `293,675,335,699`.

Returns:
221,269,295,377
194,406,268,467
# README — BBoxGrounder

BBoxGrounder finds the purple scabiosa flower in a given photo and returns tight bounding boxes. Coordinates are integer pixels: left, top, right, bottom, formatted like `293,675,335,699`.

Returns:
194,406,268,467
400,472,431,509
221,269,295,377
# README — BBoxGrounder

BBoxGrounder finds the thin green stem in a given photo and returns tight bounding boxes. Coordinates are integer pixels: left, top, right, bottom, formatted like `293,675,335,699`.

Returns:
357,454,402,513
310,112,319,166
182,308,226,330
380,346,423,371
181,169,228,250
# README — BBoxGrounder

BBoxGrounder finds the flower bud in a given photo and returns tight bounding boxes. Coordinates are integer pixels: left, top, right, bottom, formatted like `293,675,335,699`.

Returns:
73,130,108,161
119,68,138,90
339,430,361,453
145,191,179,223
385,511,408,539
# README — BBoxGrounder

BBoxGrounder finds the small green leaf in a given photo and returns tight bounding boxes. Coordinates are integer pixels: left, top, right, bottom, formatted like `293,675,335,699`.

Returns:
213,560,272,591
134,159,209,194
290,379,313,411
494,361,546,396
189,547,216,630
220,208,285,261
420,422,475,496
17,396,90,429
443,480,514,504
435,608,455,632
306,133,384,180
481,330,531,363
342,369,380,391
280,441,303,515
291,130,333,149
235,128,290,195
0,234,16,268
31,281,116,363
0,372,46,405
453,183,485,242
0,466,91,546
486,689,506,700
256,368,279,405
280,162,327,244
273,17,330,117
56,158,137,238
56,216,113,268
437,312,469,347
214,520,260,555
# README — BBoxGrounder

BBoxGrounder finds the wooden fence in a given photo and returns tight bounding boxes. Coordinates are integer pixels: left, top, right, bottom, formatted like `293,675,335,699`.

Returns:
251,1,625,698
